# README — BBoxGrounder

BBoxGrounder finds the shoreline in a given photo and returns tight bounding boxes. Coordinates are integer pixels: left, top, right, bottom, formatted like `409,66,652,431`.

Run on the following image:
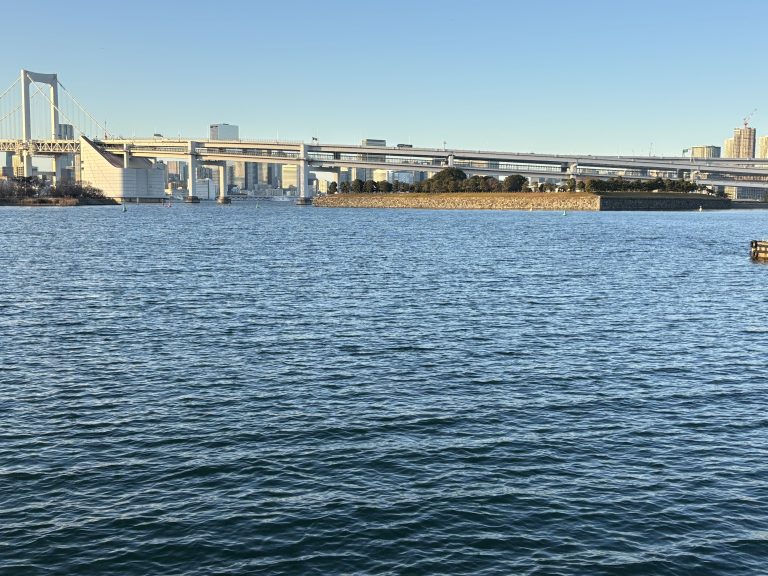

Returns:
313,192,734,211
0,197,119,207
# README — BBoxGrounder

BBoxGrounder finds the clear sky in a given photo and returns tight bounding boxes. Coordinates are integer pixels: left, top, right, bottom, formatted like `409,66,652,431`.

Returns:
3,0,767,155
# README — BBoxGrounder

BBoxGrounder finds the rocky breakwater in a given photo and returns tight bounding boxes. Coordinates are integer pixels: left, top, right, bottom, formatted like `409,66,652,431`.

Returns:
313,192,601,211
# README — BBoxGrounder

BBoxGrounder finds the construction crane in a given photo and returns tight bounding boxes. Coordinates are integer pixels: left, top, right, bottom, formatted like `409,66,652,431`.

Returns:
743,108,757,127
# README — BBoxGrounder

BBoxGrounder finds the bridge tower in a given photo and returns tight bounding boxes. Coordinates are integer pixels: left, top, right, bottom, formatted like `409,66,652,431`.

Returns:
20,69,60,179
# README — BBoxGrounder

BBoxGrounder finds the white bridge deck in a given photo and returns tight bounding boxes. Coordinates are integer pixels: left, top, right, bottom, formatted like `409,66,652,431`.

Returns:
3,137,768,191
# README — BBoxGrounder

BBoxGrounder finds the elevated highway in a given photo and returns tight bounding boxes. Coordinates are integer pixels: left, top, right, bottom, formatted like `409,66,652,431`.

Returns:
3,136,768,197
2,69,766,199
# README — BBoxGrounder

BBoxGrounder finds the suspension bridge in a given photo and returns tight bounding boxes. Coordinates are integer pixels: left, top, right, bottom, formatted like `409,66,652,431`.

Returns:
2,69,768,203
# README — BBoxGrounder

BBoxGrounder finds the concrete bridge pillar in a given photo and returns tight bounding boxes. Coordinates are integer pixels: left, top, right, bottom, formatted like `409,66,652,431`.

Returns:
186,141,199,202
298,160,308,198
52,156,61,186
21,150,33,178
217,162,230,204
73,153,81,182
297,143,311,203
448,154,454,167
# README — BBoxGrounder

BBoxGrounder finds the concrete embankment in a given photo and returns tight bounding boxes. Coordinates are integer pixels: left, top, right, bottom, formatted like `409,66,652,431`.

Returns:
313,192,731,211
598,195,731,211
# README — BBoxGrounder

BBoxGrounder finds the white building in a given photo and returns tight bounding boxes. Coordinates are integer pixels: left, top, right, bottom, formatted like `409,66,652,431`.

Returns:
724,186,765,201
194,179,219,200
79,137,166,201
210,123,239,140
691,145,721,159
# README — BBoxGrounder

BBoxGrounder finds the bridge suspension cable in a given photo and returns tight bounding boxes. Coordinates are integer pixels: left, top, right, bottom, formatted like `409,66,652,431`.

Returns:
0,76,20,139
31,81,88,139
1,71,110,140
56,80,108,138
0,77,20,103
0,80,53,140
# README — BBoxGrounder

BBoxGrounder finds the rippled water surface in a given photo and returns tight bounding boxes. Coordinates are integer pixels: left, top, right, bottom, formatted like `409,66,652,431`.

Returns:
2,202,768,575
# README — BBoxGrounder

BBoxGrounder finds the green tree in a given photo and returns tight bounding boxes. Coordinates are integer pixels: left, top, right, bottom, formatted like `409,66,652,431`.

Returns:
327,181,338,194
463,175,486,192
434,167,467,182
483,176,501,192
377,180,392,193
363,179,377,194
502,174,527,192
431,167,467,192
340,181,350,194
350,179,364,193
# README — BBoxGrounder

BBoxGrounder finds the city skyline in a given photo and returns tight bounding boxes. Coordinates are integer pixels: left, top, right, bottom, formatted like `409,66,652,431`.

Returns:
2,0,767,156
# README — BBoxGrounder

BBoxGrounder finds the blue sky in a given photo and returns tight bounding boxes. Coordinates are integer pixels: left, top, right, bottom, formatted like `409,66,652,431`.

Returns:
3,0,766,155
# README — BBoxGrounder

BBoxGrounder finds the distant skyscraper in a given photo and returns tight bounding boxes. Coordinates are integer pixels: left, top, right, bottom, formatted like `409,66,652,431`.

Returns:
166,160,188,182
57,123,74,139
257,164,281,187
209,123,239,140
281,164,297,189
691,145,721,159
723,126,755,158
230,161,258,190
723,138,734,158
759,136,768,159
209,124,240,192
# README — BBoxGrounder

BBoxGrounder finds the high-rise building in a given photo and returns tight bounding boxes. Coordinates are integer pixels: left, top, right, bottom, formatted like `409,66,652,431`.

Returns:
281,164,297,189
759,136,768,159
691,145,721,159
723,138,733,158
166,160,188,182
724,126,756,158
231,161,259,190
209,124,240,193
57,124,74,139
209,123,239,141
257,164,281,187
